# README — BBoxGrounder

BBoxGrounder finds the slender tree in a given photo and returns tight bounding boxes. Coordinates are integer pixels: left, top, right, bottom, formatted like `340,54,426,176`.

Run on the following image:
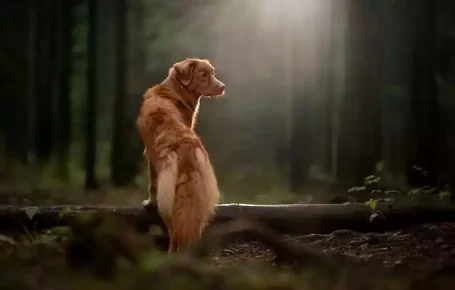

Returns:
288,8,316,191
336,0,382,185
408,0,448,187
0,2,30,180
55,0,75,181
35,0,58,164
25,0,38,166
322,0,336,177
111,0,129,187
85,0,98,190
379,0,414,190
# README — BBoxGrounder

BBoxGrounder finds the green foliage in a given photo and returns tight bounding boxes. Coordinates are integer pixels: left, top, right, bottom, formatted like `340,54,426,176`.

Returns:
364,175,381,185
59,207,71,218
348,186,367,194
365,198,377,210
364,198,387,223
24,206,40,220
438,191,452,201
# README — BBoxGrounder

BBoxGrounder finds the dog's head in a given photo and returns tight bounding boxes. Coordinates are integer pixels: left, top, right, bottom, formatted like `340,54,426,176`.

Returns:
171,58,225,98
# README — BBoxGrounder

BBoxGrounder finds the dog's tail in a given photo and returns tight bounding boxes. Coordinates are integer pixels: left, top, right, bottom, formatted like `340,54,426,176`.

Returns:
156,152,179,226
167,147,219,250
192,147,220,219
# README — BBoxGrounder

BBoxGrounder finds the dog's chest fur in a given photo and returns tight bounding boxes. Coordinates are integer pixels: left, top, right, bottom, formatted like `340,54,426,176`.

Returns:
174,97,200,131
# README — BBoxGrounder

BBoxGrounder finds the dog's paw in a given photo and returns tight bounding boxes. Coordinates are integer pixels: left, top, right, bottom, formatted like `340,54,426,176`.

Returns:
142,199,157,210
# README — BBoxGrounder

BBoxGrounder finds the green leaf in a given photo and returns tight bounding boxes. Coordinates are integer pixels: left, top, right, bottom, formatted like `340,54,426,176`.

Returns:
348,186,367,193
24,206,40,220
439,191,452,201
365,198,377,210
58,207,71,218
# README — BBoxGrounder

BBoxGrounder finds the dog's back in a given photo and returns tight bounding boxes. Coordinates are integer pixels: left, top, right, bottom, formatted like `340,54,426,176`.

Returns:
137,85,196,164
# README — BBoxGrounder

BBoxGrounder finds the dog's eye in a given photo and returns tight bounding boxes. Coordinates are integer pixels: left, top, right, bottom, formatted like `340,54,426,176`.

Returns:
201,72,207,77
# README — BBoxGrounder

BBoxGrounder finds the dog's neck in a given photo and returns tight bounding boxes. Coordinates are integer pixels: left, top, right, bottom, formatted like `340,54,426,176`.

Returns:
162,75,201,130
162,75,200,113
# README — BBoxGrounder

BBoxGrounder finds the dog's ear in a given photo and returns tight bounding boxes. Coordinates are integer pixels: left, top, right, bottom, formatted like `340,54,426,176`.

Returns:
173,59,196,86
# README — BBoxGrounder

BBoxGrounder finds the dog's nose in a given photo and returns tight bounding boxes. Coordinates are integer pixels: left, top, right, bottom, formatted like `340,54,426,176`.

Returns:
219,82,225,90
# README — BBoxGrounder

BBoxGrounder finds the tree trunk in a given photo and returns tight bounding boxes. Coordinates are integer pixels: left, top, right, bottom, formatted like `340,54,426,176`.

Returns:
284,16,296,190
129,0,147,95
95,0,116,163
289,13,314,191
320,0,335,177
0,3,30,180
2,202,455,235
408,1,448,188
54,0,74,181
330,0,348,181
111,0,135,187
127,0,147,177
336,0,382,186
309,0,336,180
290,85,314,191
85,0,98,190
380,1,414,191
0,3,28,166
35,0,57,164
26,0,38,166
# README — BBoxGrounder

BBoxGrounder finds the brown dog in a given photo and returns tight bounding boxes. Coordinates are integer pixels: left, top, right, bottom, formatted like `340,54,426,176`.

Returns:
136,58,225,253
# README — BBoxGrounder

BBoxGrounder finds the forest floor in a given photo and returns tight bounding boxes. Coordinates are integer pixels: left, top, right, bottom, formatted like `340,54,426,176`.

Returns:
212,222,455,276
1,220,454,290
1,186,455,290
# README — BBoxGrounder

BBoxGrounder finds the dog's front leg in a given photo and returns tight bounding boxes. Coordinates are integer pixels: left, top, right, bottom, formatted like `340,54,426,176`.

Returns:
143,158,158,209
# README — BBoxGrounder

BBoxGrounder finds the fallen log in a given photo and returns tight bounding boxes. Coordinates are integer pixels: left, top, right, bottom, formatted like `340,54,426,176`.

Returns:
1,201,455,235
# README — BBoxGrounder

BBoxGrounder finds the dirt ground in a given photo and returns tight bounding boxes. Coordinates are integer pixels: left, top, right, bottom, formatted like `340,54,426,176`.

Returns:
1,222,454,290
214,222,455,270
209,222,455,286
